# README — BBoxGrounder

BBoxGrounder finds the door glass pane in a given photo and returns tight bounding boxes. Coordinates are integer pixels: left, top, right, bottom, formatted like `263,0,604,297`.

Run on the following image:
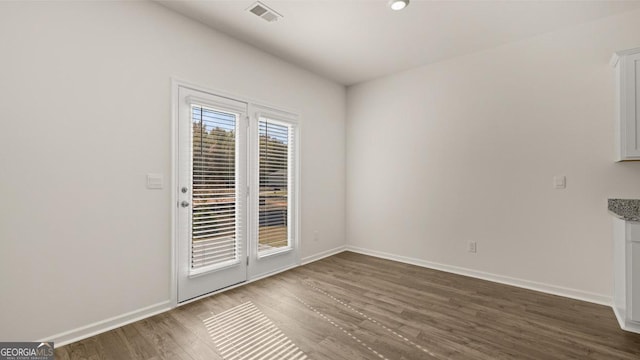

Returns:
258,118,290,255
191,105,238,271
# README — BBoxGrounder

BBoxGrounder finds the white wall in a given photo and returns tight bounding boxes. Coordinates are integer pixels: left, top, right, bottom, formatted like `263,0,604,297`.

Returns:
347,8,640,303
0,1,345,342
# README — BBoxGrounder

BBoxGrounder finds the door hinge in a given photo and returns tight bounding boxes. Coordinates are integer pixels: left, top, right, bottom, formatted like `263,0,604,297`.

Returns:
246,116,250,127
246,256,249,266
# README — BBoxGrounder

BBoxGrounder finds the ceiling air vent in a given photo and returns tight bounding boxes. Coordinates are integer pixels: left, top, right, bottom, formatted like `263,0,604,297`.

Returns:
247,1,283,23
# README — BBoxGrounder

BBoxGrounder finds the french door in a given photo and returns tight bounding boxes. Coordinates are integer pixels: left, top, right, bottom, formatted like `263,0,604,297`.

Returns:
176,87,248,302
247,108,299,278
175,83,299,303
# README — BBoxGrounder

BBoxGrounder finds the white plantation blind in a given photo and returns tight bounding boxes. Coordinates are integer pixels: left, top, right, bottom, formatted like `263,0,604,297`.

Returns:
191,105,239,270
258,117,294,254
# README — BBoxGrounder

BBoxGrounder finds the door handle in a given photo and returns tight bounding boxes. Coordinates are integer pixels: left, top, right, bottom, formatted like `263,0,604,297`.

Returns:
180,201,190,208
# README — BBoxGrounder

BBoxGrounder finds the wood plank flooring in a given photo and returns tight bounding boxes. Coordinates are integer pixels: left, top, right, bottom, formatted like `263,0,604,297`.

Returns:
55,252,640,359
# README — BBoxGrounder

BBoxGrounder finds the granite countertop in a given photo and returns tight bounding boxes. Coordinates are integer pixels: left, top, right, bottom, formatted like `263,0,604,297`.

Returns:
608,199,640,222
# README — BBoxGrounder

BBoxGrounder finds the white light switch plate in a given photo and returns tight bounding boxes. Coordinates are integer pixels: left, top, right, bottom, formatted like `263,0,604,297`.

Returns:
147,173,164,189
553,176,566,189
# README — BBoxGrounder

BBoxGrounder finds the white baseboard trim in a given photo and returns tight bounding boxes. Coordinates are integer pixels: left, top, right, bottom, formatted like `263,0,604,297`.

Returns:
301,245,346,265
613,306,627,329
613,306,640,334
345,245,612,306
43,300,172,348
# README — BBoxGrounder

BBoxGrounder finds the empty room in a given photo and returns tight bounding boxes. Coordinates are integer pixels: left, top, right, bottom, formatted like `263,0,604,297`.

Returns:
3,0,640,359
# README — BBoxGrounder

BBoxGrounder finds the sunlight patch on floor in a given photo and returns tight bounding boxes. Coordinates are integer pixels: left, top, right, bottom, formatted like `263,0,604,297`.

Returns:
204,301,307,360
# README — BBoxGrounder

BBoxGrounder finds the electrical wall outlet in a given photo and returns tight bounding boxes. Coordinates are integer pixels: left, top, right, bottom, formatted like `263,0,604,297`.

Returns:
468,241,477,253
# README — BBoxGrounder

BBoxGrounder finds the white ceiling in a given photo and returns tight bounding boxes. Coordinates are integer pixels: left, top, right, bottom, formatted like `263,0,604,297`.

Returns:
157,0,640,85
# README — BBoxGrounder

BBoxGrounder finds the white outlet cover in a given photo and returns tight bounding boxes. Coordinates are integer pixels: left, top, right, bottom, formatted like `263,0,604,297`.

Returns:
553,176,566,189
146,173,164,189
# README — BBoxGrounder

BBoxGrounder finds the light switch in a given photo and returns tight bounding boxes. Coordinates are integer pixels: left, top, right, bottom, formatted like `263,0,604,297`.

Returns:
147,173,164,189
553,176,566,189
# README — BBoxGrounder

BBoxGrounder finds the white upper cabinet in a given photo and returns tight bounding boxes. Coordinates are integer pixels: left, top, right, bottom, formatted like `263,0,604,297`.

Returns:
612,47,640,161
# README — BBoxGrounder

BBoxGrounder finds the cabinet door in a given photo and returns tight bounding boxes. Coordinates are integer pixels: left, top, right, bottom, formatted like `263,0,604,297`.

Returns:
622,52,640,159
630,242,640,322
614,219,626,315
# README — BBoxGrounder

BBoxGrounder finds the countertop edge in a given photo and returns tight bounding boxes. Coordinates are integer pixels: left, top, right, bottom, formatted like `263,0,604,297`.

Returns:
608,198,640,222
608,210,640,222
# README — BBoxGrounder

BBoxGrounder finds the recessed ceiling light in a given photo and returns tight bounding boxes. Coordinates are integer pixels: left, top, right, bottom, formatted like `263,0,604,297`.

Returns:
389,0,409,11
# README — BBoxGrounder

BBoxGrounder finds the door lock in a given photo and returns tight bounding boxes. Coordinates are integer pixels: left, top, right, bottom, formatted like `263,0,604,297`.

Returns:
180,201,190,208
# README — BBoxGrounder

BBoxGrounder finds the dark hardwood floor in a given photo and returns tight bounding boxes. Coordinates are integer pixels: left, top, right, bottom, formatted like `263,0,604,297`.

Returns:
55,252,640,359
